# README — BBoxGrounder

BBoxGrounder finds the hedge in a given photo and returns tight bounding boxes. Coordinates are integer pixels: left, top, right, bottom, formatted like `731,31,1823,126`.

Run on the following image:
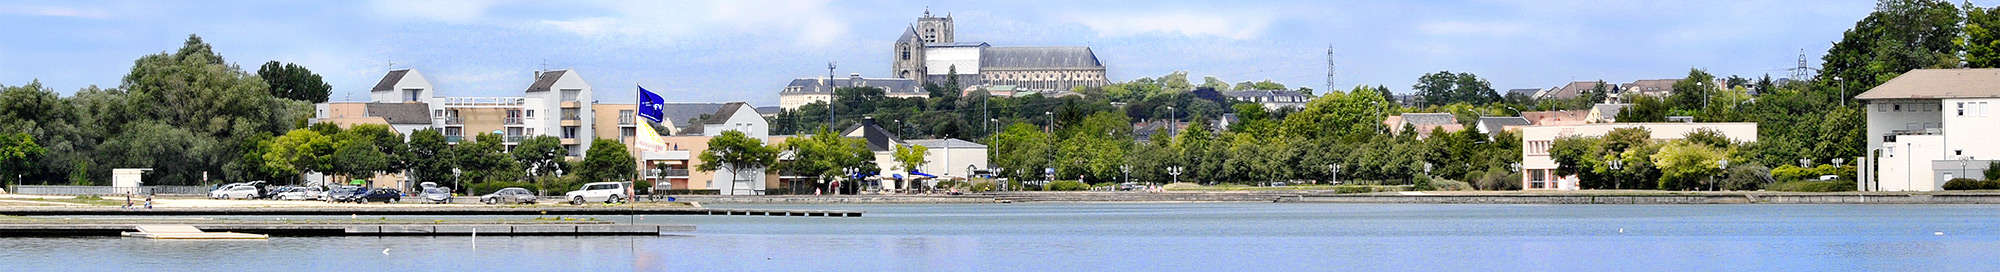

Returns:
1942,178,2000,190
1768,180,1857,192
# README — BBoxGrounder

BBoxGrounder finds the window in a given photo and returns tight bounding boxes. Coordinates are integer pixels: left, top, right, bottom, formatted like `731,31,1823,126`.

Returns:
563,126,578,139
1887,146,1895,157
507,110,521,118
526,110,535,118
1958,102,1966,116
433,110,444,117
1894,104,1902,112
444,127,462,137
1530,169,1546,181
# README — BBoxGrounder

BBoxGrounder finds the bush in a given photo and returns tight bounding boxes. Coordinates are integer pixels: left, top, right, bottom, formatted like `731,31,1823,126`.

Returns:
1429,179,1473,191
1721,164,1772,191
1770,164,1857,182
1411,176,1435,191
1942,178,2000,190
1331,185,1407,194
1046,180,1090,191
971,181,997,192
1768,180,1857,192
1474,171,1521,191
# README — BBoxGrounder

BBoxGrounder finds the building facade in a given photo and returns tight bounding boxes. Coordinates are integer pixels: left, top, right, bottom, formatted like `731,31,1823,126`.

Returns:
1858,68,2000,191
888,10,1109,93
778,74,924,110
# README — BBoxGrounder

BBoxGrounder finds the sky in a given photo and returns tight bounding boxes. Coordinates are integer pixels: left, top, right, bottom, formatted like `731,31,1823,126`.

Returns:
0,0,1954,106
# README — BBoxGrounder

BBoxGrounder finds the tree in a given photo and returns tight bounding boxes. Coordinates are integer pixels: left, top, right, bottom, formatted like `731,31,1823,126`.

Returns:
1617,94,1669,122
1200,76,1232,91
1651,140,1728,191
0,133,47,185
329,137,388,180
118,34,310,185
1413,71,1499,106
576,138,636,184
1667,68,1718,111
894,144,930,175
407,129,456,189
696,130,778,195
512,135,567,178
1821,0,1964,89
774,126,875,193
1282,86,1391,141
454,133,520,187
257,61,331,103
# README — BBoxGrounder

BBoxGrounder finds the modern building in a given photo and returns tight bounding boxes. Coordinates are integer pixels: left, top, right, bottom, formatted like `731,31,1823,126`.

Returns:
1857,68,2000,191
1519,122,1758,190
312,68,595,188
777,73,925,110
890,9,1109,93
1222,90,1310,109
648,102,784,195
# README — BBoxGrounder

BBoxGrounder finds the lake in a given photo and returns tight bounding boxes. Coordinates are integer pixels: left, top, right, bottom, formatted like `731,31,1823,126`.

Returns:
2,203,1997,271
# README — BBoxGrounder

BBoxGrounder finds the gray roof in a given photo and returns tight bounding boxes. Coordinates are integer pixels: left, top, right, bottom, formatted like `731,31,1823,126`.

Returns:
1477,116,1531,130
656,103,727,127
364,103,432,125
783,77,922,94
843,119,903,152
524,70,567,92
1399,113,1459,126
1506,88,1540,97
1857,68,2000,99
905,138,986,149
1593,104,1630,119
701,102,749,125
370,69,410,92
980,47,1103,70
754,106,782,115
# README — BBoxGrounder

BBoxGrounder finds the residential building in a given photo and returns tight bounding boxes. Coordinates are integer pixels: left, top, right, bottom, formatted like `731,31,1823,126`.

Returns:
1586,103,1630,123
1520,122,1758,190
1537,81,1615,101
903,138,990,178
1857,68,2000,191
649,102,779,195
1384,113,1464,137
1505,88,1541,99
890,10,1109,93
1474,116,1531,136
1222,90,1310,109
778,73,924,110
313,68,595,188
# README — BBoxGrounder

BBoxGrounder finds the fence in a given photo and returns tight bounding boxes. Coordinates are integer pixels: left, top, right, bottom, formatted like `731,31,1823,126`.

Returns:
12,185,211,196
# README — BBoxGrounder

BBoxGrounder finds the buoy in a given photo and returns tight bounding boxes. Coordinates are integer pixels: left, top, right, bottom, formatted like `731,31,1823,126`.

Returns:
382,248,391,255
1618,228,1625,233
1935,231,1945,236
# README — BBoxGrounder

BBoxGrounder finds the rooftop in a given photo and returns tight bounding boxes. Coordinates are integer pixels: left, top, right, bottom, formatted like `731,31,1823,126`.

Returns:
1856,68,2000,100
980,46,1103,69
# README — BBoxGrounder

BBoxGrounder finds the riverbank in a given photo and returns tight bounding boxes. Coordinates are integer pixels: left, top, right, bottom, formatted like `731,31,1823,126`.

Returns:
671,191,2000,204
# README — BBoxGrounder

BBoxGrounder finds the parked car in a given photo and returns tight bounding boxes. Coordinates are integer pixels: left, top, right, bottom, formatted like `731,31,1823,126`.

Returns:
326,186,364,202
210,185,259,199
565,182,626,205
356,188,401,203
480,187,538,204
420,187,452,204
276,186,323,200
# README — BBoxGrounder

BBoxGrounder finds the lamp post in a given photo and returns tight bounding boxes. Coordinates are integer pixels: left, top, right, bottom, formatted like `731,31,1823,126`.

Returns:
1167,106,1176,137
1120,165,1132,186
1045,111,1055,134
1608,159,1623,190
1327,164,1339,185
1168,166,1184,185
1835,76,1845,107
1716,159,1729,191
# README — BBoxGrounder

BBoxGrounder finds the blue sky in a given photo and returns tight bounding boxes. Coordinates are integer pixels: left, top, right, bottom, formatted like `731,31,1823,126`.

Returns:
0,0,1942,105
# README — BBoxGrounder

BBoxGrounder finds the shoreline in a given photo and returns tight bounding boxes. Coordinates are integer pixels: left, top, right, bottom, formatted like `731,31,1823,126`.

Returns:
673,191,2000,205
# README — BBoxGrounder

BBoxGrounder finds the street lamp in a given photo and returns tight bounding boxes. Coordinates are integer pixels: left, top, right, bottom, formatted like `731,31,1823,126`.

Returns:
1120,165,1132,185
1716,159,1730,191
1167,106,1176,137
1326,164,1339,185
1835,76,1845,107
1608,159,1624,190
1168,166,1184,185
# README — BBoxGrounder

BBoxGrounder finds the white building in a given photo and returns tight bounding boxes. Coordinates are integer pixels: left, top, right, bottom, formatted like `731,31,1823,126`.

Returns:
673,103,772,195
1857,68,2000,191
904,139,990,178
1520,122,1758,190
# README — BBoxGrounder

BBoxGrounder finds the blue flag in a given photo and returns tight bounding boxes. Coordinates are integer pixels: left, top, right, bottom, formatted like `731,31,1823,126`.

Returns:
638,85,664,123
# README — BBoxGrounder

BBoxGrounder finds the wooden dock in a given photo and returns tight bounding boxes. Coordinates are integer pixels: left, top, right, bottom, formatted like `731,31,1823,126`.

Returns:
0,223,693,237
0,207,863,217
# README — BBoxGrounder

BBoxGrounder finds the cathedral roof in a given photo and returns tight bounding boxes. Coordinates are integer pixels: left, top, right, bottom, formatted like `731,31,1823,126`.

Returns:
981,46,1103,70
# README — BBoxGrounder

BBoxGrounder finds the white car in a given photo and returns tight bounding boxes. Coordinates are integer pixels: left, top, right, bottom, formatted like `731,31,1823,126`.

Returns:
276,186,323,200
564,182,627,205
210,185,259,199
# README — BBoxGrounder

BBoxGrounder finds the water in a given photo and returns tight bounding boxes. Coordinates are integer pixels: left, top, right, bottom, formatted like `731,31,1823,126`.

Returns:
3,203,1998,271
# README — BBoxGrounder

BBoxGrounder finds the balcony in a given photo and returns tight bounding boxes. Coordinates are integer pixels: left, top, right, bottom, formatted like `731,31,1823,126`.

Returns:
658,168,690,177
503,117,524,125
505,135,526,143
618,116,636,126
442,116,463,125
445,136,464,143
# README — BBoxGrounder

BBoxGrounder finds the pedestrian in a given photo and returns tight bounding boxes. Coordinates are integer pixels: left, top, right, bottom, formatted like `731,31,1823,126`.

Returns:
144,193,154,209
122,193,133,209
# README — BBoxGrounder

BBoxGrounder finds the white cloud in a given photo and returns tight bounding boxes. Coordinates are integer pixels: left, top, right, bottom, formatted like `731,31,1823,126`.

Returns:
1417,21,1529,36
530,0,851,47
367,0,498,24
0,5,110,19
1067,11,1273,40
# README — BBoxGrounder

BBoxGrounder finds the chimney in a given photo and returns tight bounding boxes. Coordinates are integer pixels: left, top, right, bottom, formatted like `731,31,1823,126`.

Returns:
861,116,877,128
533,70,541,79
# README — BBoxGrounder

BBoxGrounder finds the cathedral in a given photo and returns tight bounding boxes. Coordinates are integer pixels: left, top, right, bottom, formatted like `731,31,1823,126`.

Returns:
890,9,1110,92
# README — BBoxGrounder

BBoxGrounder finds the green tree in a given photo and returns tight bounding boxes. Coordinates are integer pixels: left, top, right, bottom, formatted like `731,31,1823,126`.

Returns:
1413,71,1499,106
1616,94,1669,122
576,138,636,184
1667,68,1718,111
774,126,875,192
256,61,331,103
696,130,778,194
454,133,520,186
1282,86,1391,141
407,129,456,189
894,144,930,175
118,34,310,184
1652,140,1728,190
329,137,388,180
0,133,47,185
511,135,567,178
1966,4,2000,68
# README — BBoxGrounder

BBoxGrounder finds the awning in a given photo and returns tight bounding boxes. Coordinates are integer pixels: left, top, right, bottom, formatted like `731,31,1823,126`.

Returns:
910,170,937,178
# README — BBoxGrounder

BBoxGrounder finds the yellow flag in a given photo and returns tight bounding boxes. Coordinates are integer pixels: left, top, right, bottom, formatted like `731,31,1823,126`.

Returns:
634,122,669,154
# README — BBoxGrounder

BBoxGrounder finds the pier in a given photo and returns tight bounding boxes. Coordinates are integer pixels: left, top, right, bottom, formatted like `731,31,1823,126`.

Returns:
0,223,691,237
0,206,864,217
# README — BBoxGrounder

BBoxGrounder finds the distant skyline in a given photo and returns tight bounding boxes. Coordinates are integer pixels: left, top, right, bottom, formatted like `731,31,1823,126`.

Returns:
0,0,1972,105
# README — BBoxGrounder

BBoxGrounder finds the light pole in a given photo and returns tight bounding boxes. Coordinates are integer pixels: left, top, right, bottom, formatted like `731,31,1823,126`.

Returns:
1326,164,1339,185
1608,159,1623,190
1121,165,1131,186
1715,159,1729,191
1168,166,1184,185
1045,111,1054,134
1835,76,1845,107
1166,106,1176,137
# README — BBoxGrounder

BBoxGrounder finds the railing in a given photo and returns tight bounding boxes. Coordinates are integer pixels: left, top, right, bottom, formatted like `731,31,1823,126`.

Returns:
440,97,526,107
443,116,463,125
1892,128,1942,136
659,169,690,177
14,185,210,196
445,136,464,143
562,114,581,121
503,117,524,125
505,135,527,143
619,116,635,125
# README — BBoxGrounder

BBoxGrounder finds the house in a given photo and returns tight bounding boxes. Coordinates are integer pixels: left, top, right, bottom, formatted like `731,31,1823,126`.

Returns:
778,73,924,110
1505,88,1541,99
1520,122,1758,190
840,117,989,192
652,102,784,195
903,138,990,178
1538,81,1614,101
1857,68,2000,191
1586,103,1630,123
1521,110,1588,126
1222,90,1309,109
1384,113,1464,137
312,68,596,191
1474,116,1531,136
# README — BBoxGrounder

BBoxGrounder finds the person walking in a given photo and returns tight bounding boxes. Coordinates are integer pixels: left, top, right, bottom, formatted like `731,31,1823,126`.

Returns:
144,193,154,209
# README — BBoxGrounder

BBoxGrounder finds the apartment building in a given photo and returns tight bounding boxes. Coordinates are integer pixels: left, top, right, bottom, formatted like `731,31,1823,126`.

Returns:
1858,69,2000,191
1520,122,1758,190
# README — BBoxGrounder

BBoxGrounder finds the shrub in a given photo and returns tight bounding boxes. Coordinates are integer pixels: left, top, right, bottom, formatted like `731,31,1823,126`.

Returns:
1988,161,2000,181
1768,180,1857,192
1429,179,1473,191
1942,178,2000,190
971,182,997,192
1411,176,1435,191
1331,185,1407,194
1721,164,1772,191
1474,171,1521,191
1046,180,1090,191
1770,164,1857,182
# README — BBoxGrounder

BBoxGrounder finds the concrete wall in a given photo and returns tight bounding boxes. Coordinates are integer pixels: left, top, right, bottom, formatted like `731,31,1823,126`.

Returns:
779,93,830,110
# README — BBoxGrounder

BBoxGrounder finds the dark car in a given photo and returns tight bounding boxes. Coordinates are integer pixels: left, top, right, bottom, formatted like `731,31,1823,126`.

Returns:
356,188,401,203
326,186,364,202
